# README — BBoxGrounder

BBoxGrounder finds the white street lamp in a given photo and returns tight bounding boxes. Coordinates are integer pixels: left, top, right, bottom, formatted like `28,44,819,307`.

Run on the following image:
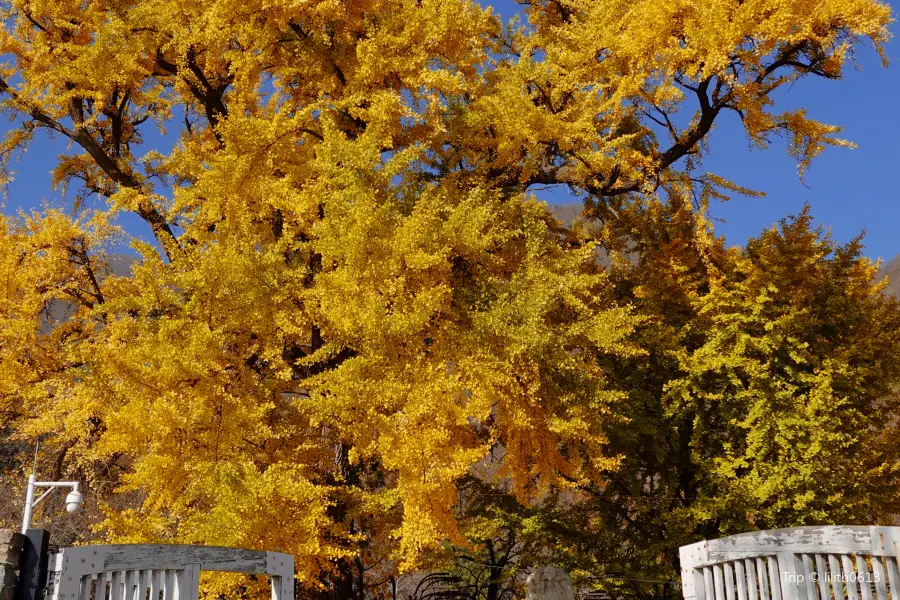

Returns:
21,472,83,533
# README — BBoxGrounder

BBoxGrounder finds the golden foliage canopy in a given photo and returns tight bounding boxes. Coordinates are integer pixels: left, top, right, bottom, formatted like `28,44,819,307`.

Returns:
0,0,893,591
518,199,900,596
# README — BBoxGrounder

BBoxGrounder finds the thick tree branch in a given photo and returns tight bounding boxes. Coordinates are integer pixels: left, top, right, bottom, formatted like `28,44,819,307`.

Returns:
522,42,833,205
155,48,231,145
758,42,808,82
656,78,720,171
67,96,180,258
0,78,180,259
185,47,231,144
523,77,722,200
70,237,105,306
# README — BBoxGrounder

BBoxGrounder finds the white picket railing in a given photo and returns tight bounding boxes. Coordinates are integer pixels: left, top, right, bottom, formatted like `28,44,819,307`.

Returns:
680,527,900,600
46,544,294,600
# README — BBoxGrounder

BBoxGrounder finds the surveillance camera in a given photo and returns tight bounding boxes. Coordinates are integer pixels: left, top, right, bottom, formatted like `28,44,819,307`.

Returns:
64,489,83,514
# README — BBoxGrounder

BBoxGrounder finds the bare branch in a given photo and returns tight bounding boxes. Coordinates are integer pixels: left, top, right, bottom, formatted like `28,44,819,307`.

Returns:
0,78,180,259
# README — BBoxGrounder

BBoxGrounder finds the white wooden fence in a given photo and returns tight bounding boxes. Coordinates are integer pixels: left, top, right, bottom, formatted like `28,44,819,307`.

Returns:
680,526,900,600
46,545,294,600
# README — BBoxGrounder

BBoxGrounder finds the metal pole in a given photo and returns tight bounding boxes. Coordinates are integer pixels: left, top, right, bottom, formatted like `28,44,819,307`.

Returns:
21,472,36,534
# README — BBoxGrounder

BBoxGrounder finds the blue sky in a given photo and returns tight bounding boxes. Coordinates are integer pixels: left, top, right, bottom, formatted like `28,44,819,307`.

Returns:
487,0,900,261
2,1,898,260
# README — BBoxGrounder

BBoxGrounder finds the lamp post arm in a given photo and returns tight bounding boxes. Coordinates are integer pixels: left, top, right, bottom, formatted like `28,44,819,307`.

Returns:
33,481,81,489
30,487,58,509
21,476,82,533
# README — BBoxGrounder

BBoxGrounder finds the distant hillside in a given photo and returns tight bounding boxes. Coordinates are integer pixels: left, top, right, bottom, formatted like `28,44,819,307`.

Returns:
879,255,900,298
108,254,137,277
546,202,621,269
546,203,584,227
41,254,137,333
547,202,900,299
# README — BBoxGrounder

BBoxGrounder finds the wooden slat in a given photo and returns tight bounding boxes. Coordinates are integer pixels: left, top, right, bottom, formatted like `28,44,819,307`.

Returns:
137,571,150,600
148,570,158,600
187,565,200,600
715,564,727,600
873,557,889,600
769,556,784,600
110,572,123,600
829,555,846,600
281,574,294,600
778,553,802,600
706,567,716,600
736,560,749,600
77,576,91,600
49,544,295,600
137,570,146,600
674,528,900,600
148,570,160,600
885,557,900,600
271,576,281,600
125,571,137,600
695,568,709,600
758,558,771,600
682,543,709,600
172,567,198,600
858,555,874,600
102,546,269,574
174,570,186,600
140,571,147,600
843,556,860,600
163,571,176,600
703,527,876,560
746,559,759,600
96,572,109,600
265,553,294,593
815,555,830,600
802,554,818,600
726,563,737,600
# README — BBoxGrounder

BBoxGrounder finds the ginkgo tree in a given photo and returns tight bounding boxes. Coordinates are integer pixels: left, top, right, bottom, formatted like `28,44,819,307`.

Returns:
0,0,895,598
466,198,900,600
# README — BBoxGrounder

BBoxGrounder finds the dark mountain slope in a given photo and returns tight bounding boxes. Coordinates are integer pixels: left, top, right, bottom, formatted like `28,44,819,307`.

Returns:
879,255,900,298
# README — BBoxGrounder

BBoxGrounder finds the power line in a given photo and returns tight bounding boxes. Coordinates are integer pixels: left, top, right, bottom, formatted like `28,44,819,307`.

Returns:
588,576,681,586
